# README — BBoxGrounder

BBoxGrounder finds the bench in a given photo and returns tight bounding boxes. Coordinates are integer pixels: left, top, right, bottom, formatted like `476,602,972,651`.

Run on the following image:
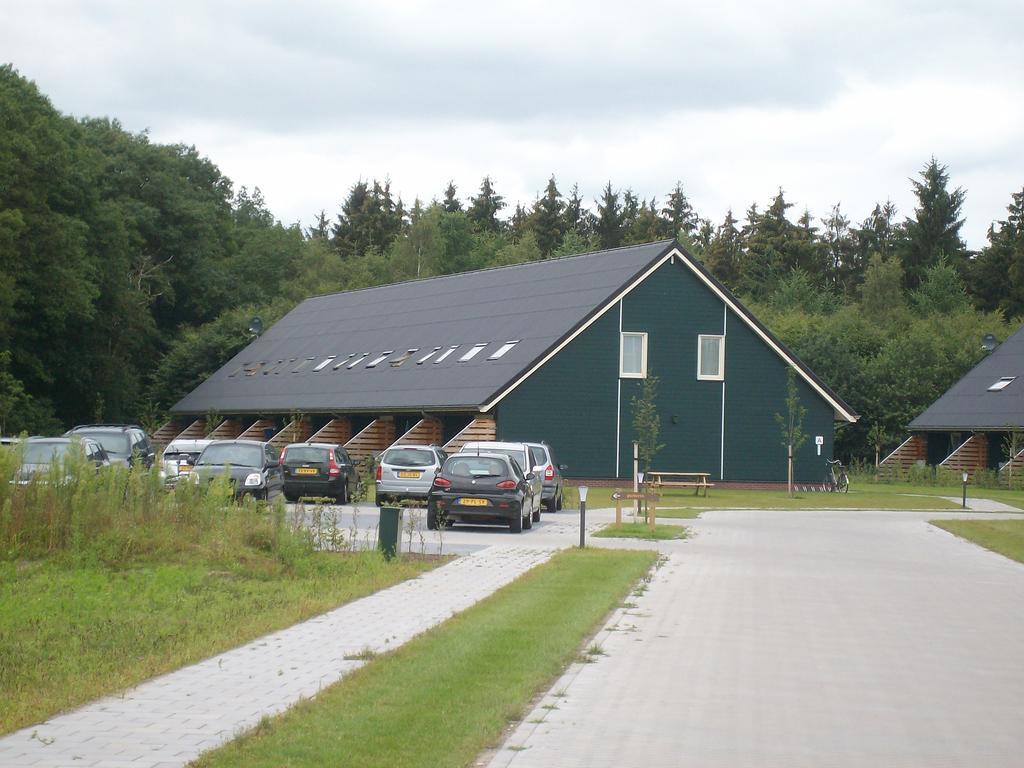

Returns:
646,471,714,497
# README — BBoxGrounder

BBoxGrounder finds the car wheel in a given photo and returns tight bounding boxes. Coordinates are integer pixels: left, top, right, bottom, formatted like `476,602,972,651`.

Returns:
284,492,297,503
524,509,533,529
545,496,556,513
336,481,348,505
532,505,541,522
427,503,438,530
556,493,563,511
509,510,522,533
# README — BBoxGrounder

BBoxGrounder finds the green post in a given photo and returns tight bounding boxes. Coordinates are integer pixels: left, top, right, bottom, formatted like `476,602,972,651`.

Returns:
379,506,401,560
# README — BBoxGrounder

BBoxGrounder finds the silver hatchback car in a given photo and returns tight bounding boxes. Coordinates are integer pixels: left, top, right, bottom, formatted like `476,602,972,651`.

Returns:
459,441,543,522
375,445,447,505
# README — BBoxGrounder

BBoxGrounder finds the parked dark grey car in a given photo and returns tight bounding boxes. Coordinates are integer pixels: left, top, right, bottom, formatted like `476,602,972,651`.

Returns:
64,424,155,469
427,452,534,533
524,442,565,512
190,440,284,501
281,442,357,503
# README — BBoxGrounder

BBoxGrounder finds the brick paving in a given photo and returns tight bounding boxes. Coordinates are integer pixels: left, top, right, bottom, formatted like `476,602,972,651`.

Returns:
0,545,552,768
487,509,1024,768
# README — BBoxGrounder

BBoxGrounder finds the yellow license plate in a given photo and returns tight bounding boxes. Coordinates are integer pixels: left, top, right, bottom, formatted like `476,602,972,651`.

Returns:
458,498,489,507
398,470,421,478
178,464,191,475
296,467,318,475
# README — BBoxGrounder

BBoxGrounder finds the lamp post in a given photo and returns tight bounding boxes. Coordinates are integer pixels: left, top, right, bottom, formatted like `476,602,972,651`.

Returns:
962,471,968,509
578,485,589,548
637,471,645,523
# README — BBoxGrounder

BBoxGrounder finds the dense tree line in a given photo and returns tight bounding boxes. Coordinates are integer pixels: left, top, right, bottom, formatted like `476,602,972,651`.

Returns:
2,65,1022,462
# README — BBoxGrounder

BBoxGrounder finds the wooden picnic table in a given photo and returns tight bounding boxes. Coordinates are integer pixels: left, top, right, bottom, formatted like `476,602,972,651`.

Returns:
646,471,713,497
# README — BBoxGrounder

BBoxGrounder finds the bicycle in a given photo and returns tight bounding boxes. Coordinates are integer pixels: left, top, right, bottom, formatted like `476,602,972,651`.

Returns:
825,459,849,493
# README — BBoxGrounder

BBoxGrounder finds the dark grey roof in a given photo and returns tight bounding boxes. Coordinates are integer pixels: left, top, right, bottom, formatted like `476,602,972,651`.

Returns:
909,324,1024,430
172,241,677,415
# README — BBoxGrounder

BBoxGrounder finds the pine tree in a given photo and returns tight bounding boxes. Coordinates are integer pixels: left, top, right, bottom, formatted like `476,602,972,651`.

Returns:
626,199,663,244
531,176,564,256
509,202,530,243
971,187,1024,315
900,157,967,290
594,182,624,249
661,182,699,239
467,176,505,233
332,180,371,258
704,210,743,289
563,183,587,235
821,203,860,294
308,210,330,240
442,181,462,213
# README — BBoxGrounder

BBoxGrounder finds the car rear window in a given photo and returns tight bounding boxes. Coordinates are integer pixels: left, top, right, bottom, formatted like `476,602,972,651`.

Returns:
283,446,329,464
22,443,70,463
382,448,436,467
444,456,509,478
469,447,526,473
197,443,262,467
529,446,546,467
78,432,130,456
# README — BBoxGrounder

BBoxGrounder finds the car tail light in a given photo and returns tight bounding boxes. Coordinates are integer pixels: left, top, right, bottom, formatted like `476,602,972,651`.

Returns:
433,476,451,488
376,463,382,481
496,479,516,489
328,454,340,476
544,464,554,480
279,447,287,466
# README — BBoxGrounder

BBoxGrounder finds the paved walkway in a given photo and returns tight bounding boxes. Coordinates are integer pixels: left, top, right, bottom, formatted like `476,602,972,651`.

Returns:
487,509,1024,768
0,546,552,768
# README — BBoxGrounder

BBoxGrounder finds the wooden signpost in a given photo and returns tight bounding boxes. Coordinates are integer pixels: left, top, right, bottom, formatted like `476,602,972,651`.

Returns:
611,489,660,530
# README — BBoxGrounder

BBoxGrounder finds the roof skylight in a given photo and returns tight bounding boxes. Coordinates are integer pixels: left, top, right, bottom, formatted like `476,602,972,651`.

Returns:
313,356,336,372
459,343,488,362
292,357,315,373
488,341,519,360
988,376,1016,391
333,354,356,370
347,353,370,369
434,346,459,364
366,351,394,368
417,347,442,364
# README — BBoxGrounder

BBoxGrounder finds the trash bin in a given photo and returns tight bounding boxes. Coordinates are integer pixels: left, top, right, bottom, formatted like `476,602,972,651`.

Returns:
378,506,401,560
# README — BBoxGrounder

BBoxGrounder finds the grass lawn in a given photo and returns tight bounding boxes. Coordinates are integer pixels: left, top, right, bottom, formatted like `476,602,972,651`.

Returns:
192,548,657,768
593,522,688,540
0,552,440,735
573,485,966,512
930,519,1024,564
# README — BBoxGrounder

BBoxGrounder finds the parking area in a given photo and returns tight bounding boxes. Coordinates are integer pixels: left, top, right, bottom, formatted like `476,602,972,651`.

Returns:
487,508,1024,768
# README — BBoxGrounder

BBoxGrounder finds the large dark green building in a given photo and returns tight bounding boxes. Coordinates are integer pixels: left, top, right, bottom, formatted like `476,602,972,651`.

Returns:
166,240,856,482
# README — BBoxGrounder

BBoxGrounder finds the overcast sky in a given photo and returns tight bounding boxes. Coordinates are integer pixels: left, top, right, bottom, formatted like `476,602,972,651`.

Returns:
4,0,1022,248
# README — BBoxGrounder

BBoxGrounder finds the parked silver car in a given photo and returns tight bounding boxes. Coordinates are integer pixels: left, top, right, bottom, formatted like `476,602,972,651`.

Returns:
376,444,447,505
14,436,110,484
524,441,565,512
160,438,213,488
459,441,542,522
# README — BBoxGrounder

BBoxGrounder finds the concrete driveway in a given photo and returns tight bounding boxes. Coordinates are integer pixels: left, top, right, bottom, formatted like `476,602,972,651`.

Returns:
486,508,1024,768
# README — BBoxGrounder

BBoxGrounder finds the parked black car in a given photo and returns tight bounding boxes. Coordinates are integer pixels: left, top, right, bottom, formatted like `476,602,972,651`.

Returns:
190,440,284,501
64,424,155,468
280,442,357,503
427,452,535,533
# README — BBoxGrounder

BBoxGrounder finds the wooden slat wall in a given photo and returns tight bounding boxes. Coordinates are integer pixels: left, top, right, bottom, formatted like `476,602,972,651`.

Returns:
208,418,248,440
176,418,208,439
999,446,1024,487
152,418,187,449
442,416,497,454
269,418,313,449
344,417,396,463
939,434,988,478
879,434,927,470
391,417,443,448
238,419,278,442
310,417,353,445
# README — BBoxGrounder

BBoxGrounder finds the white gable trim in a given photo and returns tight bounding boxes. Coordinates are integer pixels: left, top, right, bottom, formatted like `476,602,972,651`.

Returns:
482,247,857,423
480,250,676,412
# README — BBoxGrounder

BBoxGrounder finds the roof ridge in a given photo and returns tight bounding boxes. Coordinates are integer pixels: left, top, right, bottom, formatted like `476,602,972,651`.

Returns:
302,239,677,302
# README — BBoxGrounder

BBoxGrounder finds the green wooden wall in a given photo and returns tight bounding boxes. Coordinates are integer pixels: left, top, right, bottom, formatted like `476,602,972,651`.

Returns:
496,258,840,482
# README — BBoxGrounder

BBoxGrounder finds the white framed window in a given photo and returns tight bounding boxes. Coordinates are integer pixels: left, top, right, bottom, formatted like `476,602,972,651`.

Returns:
988,376,1016,391
489,340,519,360
697,335,725,381
620,332,647,378
434,345,459,364
459,343,488,362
